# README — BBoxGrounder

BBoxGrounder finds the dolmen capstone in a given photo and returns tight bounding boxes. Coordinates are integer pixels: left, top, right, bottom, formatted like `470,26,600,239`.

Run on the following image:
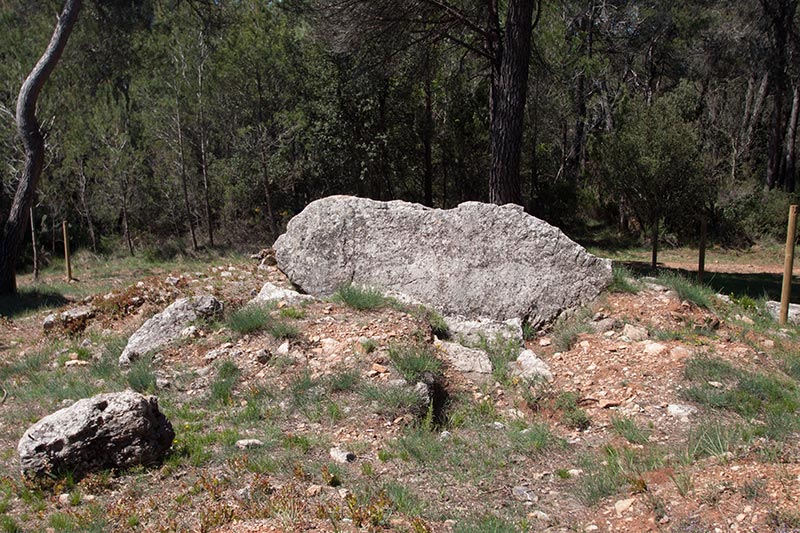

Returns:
18,391,174,481
274,196,611,329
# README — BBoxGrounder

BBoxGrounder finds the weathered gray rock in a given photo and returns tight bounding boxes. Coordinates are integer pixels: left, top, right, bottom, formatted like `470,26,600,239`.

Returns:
766,300,800,324
591,318,616,334
247,282,315,307
434,340,492,374
119,295,223,366
622,324,649,342
445,316,524,346
274,196,611,327
42,313,58,332
329,447,356,463
509,350,553,381
60,306,94,324
18,391,174,481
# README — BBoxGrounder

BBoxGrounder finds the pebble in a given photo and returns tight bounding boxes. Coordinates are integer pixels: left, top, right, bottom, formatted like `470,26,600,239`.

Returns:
531,510,549,521
511,485,537,502
330,447,356,463
614,497,635,515
236,439,264,450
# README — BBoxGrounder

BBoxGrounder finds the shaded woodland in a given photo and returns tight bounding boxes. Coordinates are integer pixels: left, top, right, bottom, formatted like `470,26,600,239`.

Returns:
1,0,799,265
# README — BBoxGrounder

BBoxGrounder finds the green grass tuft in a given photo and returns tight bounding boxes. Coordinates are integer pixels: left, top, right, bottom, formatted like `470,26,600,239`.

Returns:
210,361,241,406
225,305,274,334
387,343,442,383
609,265,639,294
127,354,157,393
656,271,716,309
333,284,393,310
611,415,651,445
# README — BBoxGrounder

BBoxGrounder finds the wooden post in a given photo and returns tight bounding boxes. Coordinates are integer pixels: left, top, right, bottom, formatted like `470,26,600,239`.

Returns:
62,220,72,282
698,216,707,284
30,207,39,282
779,204,798,325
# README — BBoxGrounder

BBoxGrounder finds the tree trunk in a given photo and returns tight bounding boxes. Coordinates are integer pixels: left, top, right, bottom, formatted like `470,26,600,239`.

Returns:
651,221,659,271
197,32,214,247
422,55,434,207
30,207,39,283
488,0,535,206
0,0,81,295
77,159,97,253
175,94,198,251
783,85,799,192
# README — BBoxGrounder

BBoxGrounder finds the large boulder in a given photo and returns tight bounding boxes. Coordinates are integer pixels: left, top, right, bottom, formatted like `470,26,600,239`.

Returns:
119,295,223,366
274,196,611,327
18,391,174,481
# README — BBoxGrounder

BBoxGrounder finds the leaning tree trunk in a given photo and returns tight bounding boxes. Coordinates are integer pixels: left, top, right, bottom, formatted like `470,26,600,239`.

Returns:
488,0,536,206
0,0,81,295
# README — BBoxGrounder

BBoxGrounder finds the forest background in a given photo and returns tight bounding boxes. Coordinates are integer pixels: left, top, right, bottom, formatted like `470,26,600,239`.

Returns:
1,0,798,269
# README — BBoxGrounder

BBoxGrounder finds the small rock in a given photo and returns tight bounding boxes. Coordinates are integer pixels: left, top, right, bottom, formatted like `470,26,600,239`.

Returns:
58,493,71,505
60,306,95,324
509,350,553,381
490,421,505,430
591,318,616,334
585,526,599,532
43,313,58,331
276,341,290,356
762,339,775,349
165,276,180,286
180,326,198,339
64,360,89,368
434,340,492,374
568,469,583,477
156,378,171,389
622,324,648,342
531,510,549,521
614,497,635,515
439,430,452,440
236,439,264,450
670,346,692,359
538,338,552,347
306,484,323,497
667,404,698,420
708,381,723,389
511,485,537,502
255,349,271,364
80,339,92,348
643,342,667,356
371,363,388,374
330,447,356,463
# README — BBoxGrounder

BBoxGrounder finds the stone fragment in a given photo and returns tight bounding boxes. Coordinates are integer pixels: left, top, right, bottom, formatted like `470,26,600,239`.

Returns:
276,341,290,356
434,340,492,374
591,318,616,334
643,342,667,356
614,498,635,516
119,295,223,366
255,349,271,364
248,282,314,307
445,317,524,346
766,301,800,324
511,485,537,502
667,404,698,420
622,324,648,342
274,196,611,326
18,391,174,481
329,447,355,463
42,313,58,332
509,350,553,381
235,439,264,450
